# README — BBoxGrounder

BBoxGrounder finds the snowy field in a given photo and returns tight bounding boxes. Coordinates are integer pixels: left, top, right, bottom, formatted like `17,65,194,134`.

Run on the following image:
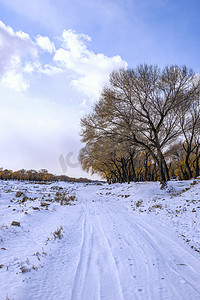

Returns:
0,178,200,300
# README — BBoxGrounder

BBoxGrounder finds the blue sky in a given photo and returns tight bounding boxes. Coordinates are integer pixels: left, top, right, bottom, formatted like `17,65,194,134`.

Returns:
0,0,200,178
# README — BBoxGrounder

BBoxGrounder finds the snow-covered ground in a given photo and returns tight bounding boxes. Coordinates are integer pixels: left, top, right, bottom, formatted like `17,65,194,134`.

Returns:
0,178,200,300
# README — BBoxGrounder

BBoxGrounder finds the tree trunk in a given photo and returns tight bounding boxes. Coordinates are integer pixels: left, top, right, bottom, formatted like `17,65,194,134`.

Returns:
113,160,122,183
195,152,200,178
185,152,193,179
180,164,187,180
129,153,136,182
121,158,127,183
144,152,148,181
163,156,170,181
157,148,166,184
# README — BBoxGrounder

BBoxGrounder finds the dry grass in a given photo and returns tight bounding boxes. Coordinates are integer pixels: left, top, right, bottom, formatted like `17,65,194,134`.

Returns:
16,191,23,197
135,199,143,208
54,192,77,205
40,202,50,207
53,226,63,240
19,265,30,273
148,204,163,212
32,207,40,210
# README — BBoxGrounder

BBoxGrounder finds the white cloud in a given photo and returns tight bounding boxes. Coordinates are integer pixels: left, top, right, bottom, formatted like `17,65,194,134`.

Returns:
23,61,41,73
36,35,55,53
54,29,128,99
39,65,64,75
2,71,29,92
0,20,38,91
0,21,127,97
0,21,57,91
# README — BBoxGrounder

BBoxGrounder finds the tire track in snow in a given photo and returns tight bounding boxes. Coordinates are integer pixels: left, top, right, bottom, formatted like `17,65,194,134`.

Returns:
95,202,163,300
99,200,200,299
94,206,124,300
71,202,124,300
116,215,180,299
130,215,200,297
71,206,101,300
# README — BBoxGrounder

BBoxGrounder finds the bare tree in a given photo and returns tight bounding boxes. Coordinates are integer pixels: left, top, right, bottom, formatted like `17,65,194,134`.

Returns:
80,64,200,184
178,93,200,178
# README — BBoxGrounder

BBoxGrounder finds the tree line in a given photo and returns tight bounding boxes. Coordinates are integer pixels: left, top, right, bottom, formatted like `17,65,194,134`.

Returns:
79,64,200,184
0,168,91,183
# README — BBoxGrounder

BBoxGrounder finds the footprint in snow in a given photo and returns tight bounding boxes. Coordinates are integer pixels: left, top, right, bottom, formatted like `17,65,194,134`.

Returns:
136,288,143,293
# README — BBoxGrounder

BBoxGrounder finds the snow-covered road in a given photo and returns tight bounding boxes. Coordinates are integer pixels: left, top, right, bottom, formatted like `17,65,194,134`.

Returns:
1,180,200,299
68,193,200,300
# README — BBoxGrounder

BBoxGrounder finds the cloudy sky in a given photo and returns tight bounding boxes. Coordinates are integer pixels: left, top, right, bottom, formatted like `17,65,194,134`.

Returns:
0,0,200,179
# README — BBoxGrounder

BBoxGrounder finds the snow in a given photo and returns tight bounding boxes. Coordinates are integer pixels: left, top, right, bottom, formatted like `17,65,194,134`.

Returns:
0,178,200,300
